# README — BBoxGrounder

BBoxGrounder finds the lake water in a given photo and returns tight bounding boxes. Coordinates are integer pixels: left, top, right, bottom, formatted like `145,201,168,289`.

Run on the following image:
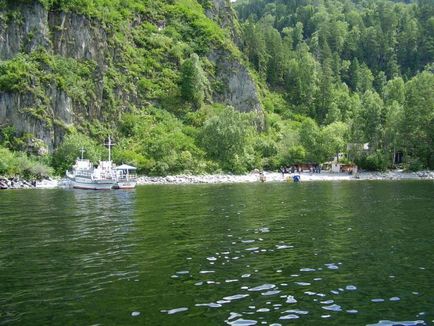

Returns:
0,181,433,325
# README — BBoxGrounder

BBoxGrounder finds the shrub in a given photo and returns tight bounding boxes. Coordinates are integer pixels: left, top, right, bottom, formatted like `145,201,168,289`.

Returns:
51,133,104,175
405,157,425,172
356,151,388,171
199,106,256,173
0,146,53,178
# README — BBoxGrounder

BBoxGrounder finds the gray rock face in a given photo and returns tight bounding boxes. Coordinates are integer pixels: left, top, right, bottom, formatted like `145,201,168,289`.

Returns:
209,49,262,114
48,11,108,66
0,92,55,149
0,3,108,149
0,3,50,59
206,0,241,45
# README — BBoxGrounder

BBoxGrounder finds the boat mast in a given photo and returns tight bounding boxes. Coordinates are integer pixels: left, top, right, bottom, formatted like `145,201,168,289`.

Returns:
105,136,114,162
80,147,85,160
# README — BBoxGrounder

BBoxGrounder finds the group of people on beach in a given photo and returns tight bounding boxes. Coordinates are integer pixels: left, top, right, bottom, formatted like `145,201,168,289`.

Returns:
279,164,321,177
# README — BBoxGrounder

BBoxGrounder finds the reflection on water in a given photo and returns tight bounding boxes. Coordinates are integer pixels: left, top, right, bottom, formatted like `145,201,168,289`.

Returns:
0,182,433,325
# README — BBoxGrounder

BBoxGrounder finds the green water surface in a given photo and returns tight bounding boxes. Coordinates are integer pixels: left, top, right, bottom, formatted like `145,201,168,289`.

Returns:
0,181,433,325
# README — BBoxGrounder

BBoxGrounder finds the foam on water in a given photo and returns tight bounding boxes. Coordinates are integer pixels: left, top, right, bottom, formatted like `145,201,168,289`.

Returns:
282,309,309,315
227,318,258,325
280,314,299,320
295,282,311,286
371,298,385,303
325,263,339,270
248,284,276,292
195,303,222,308
321,300,334,304
227,312,242,320
257,308,270,312
223,294,250,301
300,268,316,272
165,307,189,315
366,321,426,326
276,244,293,249
322,304,342,312
176,270,190,275
346,285,357,291
286,295,297,304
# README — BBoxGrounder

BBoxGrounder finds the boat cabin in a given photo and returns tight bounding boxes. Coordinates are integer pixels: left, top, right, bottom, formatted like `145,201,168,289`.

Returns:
114,164,137,181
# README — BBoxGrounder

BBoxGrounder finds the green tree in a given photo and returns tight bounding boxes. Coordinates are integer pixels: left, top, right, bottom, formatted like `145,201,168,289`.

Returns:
384,101,404,166
322,121,349,162
242,19,268,76
299,117,323,163
52,133,104,174
264,25,284,87
402,70,434,168
285,43,319,116
200,107,255,172
383,77,405,106
180,53,207,110
360,90,385,150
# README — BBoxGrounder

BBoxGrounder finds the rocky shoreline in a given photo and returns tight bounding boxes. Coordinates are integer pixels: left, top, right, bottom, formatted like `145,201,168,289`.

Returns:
1,170,433,190
136,170,434,185
0,177,59,190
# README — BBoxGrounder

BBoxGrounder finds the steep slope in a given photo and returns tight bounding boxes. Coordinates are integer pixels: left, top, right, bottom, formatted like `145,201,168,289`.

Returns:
0,0,262,151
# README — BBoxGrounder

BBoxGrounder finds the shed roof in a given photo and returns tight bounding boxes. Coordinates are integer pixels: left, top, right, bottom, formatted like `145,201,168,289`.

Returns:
115,164,137,170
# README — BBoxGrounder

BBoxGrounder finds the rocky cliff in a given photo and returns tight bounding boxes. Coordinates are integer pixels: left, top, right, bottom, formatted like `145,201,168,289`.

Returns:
0,1,262,151
205,0,241,45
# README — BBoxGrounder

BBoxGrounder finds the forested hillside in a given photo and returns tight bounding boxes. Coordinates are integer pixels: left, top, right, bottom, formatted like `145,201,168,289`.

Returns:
235,0,434,170
0,0,433,178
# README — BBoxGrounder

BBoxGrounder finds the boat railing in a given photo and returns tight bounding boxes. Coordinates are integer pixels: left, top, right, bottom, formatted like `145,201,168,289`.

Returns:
116,174,137,181
75,170,93,178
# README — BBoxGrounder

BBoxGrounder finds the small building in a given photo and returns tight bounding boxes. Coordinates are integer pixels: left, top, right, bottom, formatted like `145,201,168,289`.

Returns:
331,163,358,174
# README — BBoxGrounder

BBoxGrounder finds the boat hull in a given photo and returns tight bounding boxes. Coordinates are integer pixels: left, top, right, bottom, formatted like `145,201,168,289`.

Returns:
69,176,115,190
113,181,137,189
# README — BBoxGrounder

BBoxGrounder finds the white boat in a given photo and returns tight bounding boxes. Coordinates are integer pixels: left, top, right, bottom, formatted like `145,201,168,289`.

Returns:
66,137,138,190
113,164,137,189
66,137,116,190
66,158,116,190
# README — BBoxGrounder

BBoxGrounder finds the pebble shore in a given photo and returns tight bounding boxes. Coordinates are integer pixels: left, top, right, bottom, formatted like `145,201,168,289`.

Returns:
0,177,59,190
136,170,434,185
1,170,433,190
